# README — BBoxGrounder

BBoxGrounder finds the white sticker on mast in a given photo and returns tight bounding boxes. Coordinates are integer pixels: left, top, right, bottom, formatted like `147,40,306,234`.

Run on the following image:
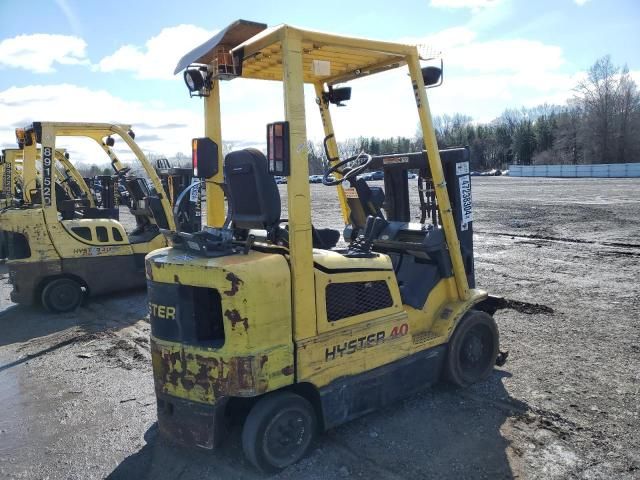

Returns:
456,161,469,176
458,174,472,230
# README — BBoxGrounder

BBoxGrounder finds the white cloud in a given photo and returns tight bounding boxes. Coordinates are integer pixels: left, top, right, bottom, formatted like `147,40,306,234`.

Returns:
448,38,564,73
96,24,217,80
430,0,501,9
0,21,596,161
574,0,590,5
0,34,88,73
0,84,202,163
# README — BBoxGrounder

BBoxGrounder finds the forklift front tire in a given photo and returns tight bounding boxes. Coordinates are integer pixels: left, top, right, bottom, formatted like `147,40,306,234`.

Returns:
242,391,317,473
41,278,84,313
445,310,499,388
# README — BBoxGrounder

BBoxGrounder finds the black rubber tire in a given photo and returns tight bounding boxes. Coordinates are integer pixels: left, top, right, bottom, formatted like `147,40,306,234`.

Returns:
445,310,499,388
41,278,84,313
242,392,316,473
0,231,6,259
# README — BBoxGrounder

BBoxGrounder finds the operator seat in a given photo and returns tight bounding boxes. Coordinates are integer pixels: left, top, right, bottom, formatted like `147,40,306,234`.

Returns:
224,149,340,249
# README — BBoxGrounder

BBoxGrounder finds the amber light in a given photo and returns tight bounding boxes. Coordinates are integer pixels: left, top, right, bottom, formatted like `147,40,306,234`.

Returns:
192,139,199,176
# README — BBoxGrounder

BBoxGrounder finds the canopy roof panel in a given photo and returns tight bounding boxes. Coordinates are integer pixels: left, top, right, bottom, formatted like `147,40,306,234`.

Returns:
234,25,415,84
174,19,268,74
175,20,419,85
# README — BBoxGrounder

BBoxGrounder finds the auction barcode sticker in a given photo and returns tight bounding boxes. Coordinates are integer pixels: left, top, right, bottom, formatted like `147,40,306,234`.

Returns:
458,174,473,227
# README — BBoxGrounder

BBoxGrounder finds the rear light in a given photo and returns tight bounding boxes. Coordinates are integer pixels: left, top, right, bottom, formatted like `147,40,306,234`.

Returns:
192,139,199,177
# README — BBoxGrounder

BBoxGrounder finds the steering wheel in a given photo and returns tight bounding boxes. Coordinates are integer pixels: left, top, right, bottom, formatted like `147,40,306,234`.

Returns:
113,167,131,179
322,151,373,186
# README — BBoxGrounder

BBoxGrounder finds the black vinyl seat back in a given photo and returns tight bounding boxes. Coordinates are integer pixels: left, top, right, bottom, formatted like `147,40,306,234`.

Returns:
224,149,281,230
126,177,150,202
149,195,170,229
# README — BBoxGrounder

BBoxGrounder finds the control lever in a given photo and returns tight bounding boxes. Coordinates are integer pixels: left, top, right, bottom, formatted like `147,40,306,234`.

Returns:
348,216,388,256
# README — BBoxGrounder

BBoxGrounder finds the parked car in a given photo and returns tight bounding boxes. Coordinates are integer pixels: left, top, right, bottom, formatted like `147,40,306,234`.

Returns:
274,176,287,184
309,175,323,183
370,171,384,181
407,172,417,179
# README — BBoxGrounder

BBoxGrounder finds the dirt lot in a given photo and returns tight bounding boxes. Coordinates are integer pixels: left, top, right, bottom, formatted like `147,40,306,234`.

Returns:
1,177,639,479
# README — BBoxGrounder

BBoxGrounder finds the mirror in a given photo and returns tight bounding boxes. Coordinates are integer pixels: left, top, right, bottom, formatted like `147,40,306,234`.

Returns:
421,59,444,88
323,86,351,107
267,121,290,176
191,137,219,178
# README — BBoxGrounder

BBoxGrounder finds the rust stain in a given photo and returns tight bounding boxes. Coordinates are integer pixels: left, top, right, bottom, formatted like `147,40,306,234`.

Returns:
281,365,294,376
229,357,254,391
145,261,153,281
152,341,267,400
173,274,181,284
223,272,244,296
224,309,249,331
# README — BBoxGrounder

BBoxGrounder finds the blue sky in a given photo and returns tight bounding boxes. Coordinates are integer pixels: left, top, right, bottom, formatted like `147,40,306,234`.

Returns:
0,0,638,162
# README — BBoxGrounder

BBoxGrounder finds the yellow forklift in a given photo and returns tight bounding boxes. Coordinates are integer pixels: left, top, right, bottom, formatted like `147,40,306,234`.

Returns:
146,20,506,472
1,146,97,257
0,149,19,209
1,147,95,207
2,122,175,312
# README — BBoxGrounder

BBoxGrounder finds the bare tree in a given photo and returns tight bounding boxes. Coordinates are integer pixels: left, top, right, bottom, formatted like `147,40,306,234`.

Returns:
574,55,640,163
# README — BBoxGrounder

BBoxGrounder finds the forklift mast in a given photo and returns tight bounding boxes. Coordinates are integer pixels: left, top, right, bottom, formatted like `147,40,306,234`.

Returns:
370,148,475,288
155,160,202,233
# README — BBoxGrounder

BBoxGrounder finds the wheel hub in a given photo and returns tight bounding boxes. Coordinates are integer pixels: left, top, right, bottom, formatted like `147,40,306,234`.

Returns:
266,411,307,461
463,335,484,364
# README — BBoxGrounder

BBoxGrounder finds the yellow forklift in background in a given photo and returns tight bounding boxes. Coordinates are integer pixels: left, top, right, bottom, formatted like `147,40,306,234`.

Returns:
1,146,97,258
0,149,18,208
1,147,95,208
1,122,175,312
146,20,506,472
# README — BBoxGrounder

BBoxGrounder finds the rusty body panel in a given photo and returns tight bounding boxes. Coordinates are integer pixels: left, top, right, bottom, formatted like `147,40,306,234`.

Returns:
151,340,291,401
146,247,295,405
156,392,227,449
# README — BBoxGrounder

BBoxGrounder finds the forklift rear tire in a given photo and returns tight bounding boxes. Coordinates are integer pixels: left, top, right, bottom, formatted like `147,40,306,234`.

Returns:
242,391,317,473
445,310,499,388
41,278,84,313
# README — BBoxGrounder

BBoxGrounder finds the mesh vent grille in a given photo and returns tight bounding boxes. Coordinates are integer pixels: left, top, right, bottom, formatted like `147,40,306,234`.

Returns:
412,331,439,344
326,280,393,322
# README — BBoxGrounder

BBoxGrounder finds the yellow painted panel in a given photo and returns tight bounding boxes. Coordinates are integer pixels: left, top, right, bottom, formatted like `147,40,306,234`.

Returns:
296,311,412,388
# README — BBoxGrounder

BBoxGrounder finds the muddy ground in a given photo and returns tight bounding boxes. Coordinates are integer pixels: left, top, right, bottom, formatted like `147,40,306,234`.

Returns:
1,177,639,479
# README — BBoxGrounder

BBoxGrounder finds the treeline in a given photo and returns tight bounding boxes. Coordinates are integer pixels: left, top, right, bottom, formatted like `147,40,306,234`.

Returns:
307,55,640,173
76,163,112,177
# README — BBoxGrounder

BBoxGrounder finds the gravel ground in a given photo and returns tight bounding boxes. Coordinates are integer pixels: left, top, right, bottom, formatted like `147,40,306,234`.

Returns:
1,177,639,480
